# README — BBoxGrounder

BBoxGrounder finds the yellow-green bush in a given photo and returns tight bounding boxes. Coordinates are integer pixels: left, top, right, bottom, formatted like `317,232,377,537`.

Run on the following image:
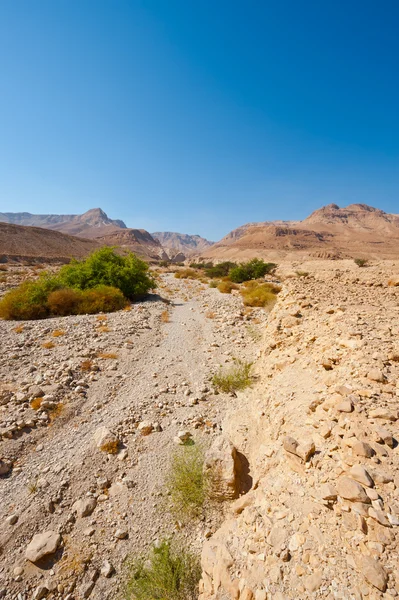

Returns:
240,282,280,308
217,281,239,294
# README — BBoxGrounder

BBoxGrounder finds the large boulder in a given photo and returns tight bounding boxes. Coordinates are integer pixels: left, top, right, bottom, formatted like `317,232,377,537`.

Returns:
204,437,239,501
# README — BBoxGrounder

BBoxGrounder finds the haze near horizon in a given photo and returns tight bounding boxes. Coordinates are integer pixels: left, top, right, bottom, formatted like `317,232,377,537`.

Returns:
0,0,398,239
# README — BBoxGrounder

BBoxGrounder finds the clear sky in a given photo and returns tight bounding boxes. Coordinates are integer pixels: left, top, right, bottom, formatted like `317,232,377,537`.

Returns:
0,1,398,240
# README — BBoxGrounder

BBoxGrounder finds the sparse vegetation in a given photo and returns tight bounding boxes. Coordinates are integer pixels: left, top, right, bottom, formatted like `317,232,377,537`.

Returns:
167,444,207,520
217,281,239,294
174,268,202,280
124,539,201,600
41,341,55,349
240,281,280,308
80,359,94,371
161,310,170,323
205,261,235,278
52,329,65,337
208,280,218,288
295,270,309,278
97,352,118,359
229,259,276,283
212,360,252,393
354,258,368,267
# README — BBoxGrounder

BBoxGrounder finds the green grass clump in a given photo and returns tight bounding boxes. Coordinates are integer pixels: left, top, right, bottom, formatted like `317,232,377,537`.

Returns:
240,282,280,308
167,444,207,520
354,258,368,267
124,540,201,600
0,248,155,320
229,258,277,283
217,280,239,294
212,360,252,393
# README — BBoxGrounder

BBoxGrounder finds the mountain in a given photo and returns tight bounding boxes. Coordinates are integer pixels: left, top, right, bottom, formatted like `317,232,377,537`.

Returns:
199,203,399,261
0,222,99,263
0,208,127,238
151,232,214,257
96,229,168,261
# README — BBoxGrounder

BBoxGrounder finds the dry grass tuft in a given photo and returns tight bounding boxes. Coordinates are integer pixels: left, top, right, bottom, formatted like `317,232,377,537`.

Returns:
80,359,94,371
100,440,119,454
41,341,55,349
97,352,118,359
97,325,110,333
217,281,239,294
161,310,170,323
30,397,43,410
52,329,65,337
97,315,108,321
13,325,25,333
240,282,280,308
205,310,216,319
212,360,252,393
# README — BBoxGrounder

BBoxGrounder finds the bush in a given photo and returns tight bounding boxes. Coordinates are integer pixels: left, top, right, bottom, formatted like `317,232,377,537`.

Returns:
189,262,213,270
0,280,54,320
354,258,368,267
174,268,202,280
217,281,239,294
205,261,235,278
167,444,207,520
212,360,252,393
209,280,218,288
240,282,280,308
58,247,156,299
124,539,201,600
229,259,277,283
47,286,126,316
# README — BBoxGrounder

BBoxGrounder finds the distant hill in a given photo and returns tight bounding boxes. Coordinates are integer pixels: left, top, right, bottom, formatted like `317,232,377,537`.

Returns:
0,208,127,238
97,228,168,261
152,232,214,257
199,204,399,261
0,222,99,263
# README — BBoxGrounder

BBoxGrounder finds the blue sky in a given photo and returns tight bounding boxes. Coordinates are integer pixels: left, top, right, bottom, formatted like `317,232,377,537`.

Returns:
0,0,398,240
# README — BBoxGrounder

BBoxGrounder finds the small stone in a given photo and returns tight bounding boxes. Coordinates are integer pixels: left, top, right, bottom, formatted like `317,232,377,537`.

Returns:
367,369,385,383
73,497,97,518
25,531,61,563
319,483,337,501
369,408,397,421
283,436,299,455
337,399,354,413
348,465,374,487
101,560,114,578
336,477,370,503
368,508,391,527
33,586,49,600
93,427,119,453
0,459,13,476
353,441,374,458
296,440,316,462
304,571,323,592
6,514,18,525
115,528,128,539
357,555,388,591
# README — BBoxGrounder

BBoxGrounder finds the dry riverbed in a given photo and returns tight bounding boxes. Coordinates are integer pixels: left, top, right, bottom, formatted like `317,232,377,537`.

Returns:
0,274,267,599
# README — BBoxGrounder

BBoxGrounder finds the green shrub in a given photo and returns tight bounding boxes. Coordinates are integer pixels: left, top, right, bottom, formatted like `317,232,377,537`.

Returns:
240,282,280,308
217,281,239,294
354,258,368,267
212,360,252,393
189,261,213,270
124,539,201,600
229,259,277,283
58,247,156,299
167,444,207,520
209,280,218,288
205,261,235,278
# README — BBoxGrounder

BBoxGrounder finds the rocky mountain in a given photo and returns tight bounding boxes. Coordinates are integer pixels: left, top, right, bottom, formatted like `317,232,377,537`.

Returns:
200,203,399,261
151,231,214,257
0,208,127,239
0,222,99,263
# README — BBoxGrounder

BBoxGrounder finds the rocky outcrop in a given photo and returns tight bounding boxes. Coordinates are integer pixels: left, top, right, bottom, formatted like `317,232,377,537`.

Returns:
199,264,399,599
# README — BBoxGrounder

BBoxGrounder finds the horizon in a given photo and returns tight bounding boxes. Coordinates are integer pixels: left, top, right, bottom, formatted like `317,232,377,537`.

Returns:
0,1,398,239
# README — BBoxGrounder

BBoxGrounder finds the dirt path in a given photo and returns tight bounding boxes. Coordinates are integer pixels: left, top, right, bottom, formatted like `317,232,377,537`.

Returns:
0,275,265,599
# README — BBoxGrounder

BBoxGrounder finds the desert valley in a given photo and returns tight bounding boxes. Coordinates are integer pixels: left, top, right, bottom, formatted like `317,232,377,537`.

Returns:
0,204,399,600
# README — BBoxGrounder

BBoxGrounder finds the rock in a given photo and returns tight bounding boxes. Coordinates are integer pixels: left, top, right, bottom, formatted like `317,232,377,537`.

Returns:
348,465,374,487
115,528,128,539
369,408,397,421
204,437,239,501
0,459,12,476
337,398,354,412
368,507,391,527
25,531,61,563
283,436,299,455
296,440,315,462
336,477,370,503
101,560,114,578
367,369,385,382
72,497,97,518
93,427,119,453
375,426,394,447
6,514,18,525
353,441,374,458
319,483,337,501
33,586,49,600
304,571,323,592
29,386,45,398
357,555,388,591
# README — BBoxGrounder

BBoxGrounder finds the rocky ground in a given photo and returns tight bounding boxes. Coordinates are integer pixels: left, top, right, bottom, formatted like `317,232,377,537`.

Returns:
0,271,267,600
200,260,399,600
